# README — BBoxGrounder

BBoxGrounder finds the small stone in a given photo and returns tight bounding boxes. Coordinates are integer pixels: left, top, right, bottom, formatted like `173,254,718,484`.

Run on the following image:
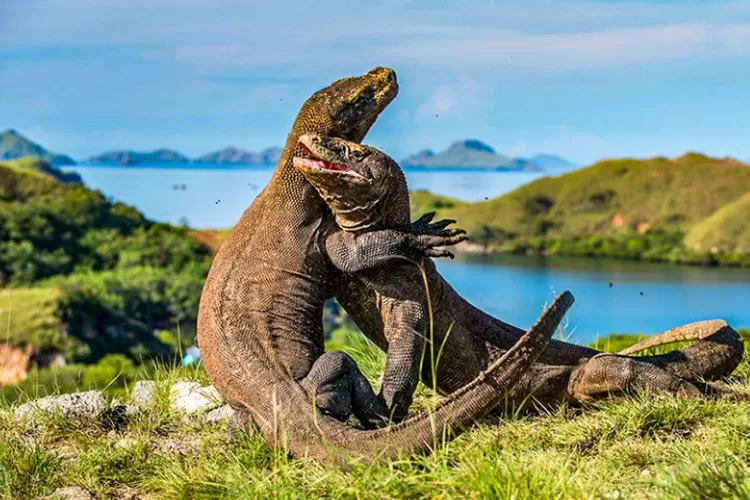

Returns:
131,380,157,407
170,382,223,414
40,486,95,499
15,391,106,422
155,438,201,457
115,437,139,450
204,404,236,424
111,485,140,500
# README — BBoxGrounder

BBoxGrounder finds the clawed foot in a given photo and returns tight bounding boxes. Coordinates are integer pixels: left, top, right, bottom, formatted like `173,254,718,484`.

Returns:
409,212,468,259
412,212,466,236
408,233,469,259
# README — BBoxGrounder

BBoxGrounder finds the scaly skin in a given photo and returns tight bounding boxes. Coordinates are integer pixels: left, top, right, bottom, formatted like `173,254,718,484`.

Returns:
297,136,743,415
196,67,575,464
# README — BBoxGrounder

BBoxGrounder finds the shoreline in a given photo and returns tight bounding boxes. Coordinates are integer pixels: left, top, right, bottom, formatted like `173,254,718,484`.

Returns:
451,240,750,270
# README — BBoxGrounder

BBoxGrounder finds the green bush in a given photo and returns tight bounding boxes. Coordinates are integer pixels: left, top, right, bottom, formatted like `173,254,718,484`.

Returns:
40,266,206,363
0,159,211,286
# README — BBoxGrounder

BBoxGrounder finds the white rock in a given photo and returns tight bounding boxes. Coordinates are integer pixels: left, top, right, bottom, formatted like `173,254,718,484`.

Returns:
39,486,95,500
15,391,106,422
204,404,236,424
169,381,223,414
131,380,157,407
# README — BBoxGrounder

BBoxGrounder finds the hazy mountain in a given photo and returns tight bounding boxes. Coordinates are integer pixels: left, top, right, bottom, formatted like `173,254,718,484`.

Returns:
194,146,282,165
529,154,577,171
0,129,76,165
88,149,190,166
402,140,541,171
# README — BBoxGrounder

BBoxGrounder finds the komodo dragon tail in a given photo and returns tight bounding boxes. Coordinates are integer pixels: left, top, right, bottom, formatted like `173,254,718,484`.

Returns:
244,291,574,464
616,319,744,382
619,320,740,355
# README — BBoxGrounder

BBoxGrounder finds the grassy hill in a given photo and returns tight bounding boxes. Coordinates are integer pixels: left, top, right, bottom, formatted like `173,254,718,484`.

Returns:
685,191,750,256
0,156,81,184
427,153,750,265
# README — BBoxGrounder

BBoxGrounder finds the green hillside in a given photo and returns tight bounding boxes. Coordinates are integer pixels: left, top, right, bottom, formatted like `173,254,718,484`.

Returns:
685,191,750,255
421,153,750,265
409,189,467,217
0,157,212,363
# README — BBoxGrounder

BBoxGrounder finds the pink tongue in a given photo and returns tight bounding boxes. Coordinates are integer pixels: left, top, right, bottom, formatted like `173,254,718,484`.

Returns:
320,160,349,172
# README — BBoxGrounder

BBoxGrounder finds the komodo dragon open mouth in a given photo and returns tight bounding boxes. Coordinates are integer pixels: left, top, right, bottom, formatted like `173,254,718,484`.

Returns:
293,134,369,181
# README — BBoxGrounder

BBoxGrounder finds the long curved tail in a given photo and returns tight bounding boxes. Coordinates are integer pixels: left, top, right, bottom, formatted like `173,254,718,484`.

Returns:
618,320,744,380
245,291,574,464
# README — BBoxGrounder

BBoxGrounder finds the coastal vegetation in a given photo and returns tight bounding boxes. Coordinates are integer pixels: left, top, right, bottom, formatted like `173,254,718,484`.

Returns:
419,152,750,267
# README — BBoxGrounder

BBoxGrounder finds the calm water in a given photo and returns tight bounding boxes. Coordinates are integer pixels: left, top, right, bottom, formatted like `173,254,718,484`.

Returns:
437,254,750,343
65,164,750,340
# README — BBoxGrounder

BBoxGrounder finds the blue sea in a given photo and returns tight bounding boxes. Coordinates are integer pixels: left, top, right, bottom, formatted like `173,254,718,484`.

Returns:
64,163,750,342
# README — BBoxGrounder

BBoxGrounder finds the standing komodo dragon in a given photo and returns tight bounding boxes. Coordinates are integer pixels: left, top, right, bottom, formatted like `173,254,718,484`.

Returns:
292,134,744,416
197,66,575,464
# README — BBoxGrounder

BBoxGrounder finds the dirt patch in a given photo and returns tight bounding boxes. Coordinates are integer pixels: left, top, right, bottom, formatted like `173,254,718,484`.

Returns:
610,213,624,229
0,343,31,386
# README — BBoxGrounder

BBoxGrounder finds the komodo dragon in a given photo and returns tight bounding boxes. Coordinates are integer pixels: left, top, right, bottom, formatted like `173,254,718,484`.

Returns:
196,66,575,463
293,135,744,415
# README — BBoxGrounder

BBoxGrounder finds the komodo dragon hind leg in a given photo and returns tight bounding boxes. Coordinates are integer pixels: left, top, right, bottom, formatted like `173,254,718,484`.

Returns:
568,353,703,405
300,350,390,429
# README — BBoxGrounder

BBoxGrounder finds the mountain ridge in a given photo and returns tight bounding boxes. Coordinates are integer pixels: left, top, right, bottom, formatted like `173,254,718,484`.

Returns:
87,149,191,166
0,129,76,166
193,146,281,165
401,139,575,171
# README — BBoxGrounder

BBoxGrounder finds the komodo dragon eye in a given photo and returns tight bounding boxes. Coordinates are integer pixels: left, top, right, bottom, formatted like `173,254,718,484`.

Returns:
349,149,368,161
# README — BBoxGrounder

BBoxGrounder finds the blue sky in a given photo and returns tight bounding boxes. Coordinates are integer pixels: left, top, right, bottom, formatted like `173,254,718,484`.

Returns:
1,0,750,165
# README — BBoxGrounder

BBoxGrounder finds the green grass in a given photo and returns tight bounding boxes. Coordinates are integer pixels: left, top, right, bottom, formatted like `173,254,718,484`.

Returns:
1,340,749,499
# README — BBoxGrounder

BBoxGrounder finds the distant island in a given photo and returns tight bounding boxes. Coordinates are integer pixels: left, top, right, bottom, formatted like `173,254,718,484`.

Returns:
0,129,76,166
528,154,577,171
401,139,575,172
194,146,281,165
87,149,191,166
